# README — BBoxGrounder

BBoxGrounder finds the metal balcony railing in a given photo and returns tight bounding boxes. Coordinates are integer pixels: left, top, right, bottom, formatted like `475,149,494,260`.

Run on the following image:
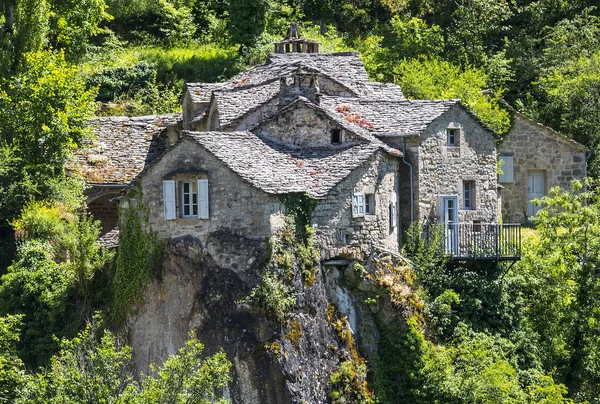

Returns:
424,223,522,261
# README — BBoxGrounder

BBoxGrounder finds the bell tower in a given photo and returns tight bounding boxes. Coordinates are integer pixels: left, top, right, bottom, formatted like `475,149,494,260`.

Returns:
274,23,320,54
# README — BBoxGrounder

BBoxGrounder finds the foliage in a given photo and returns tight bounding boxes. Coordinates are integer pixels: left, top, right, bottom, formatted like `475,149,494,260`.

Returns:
374,317,572,404
0,314,25,403
514,178,600,400
227,0,267,49
0,240,74,367
48,0,112,62
245,271,296,322
112,189,164,324
327,304,375,403
86,61,157,101
394,57,511,134
329,360,374,404
17,317,232,403
0,50,96,223
285,318,302,349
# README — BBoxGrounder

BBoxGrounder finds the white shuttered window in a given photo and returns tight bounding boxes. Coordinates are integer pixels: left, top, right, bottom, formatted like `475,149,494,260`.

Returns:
197,179,209,219
163,180,176,220
353,193,365,218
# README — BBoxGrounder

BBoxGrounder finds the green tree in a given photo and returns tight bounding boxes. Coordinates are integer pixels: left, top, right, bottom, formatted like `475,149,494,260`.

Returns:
525,179,600,400
394,57,511,134
0,50,96,266
0,0,49,75
0,314,25,403
227,0,267,49
17,317,232,403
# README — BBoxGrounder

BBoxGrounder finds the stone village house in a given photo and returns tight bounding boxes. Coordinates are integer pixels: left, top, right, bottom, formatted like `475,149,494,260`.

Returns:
77,31,585,263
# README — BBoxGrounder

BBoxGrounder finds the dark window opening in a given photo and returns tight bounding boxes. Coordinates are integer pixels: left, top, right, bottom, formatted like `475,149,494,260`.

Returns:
331,129,341,144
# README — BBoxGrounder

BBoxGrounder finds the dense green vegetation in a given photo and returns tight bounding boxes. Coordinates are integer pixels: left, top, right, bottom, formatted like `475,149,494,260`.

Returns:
1,0,600,401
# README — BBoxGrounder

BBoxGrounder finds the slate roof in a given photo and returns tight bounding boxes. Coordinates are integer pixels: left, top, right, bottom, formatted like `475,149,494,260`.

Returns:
183,131,388,198
320,97,486,136
77,114,180,184
185,83,228,104
228,52,370,90
98,227,119,249
500,100,589,152
214,80,280,126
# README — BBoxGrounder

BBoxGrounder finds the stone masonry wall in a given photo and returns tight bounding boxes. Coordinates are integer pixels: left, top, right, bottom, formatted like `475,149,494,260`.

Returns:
388,105,498,229
313,151,399,260
253,103,362,148
417,106,498,223
87,192,119,235
498,113,587,223
137,138,285,275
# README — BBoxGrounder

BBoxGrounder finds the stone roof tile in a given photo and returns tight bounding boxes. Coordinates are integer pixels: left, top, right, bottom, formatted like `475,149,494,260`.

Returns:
229,52,369,89
214,80,281,126
76,114,180,184
320,97,462,136
184,131,384,198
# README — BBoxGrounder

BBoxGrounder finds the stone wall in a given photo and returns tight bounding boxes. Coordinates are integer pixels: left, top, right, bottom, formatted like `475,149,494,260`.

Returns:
253,102,362,148
389,105,499,232
228,98,280,131
313,151,399,260
136,138,285,276
87,192,119,235
498,113,587,223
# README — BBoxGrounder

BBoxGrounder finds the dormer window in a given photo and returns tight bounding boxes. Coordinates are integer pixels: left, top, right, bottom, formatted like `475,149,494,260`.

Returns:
331,129,341,144
447,128,459,146
331,128,345,145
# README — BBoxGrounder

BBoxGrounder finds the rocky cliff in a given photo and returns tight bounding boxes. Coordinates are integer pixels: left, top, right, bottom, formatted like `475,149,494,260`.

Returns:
126,230,409,403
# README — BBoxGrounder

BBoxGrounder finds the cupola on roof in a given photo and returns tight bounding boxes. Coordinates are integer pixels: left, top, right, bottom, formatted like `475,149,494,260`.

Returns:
274,23,320,54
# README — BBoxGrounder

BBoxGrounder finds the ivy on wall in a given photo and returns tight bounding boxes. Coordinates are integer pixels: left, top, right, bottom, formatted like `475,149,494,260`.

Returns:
112,187,164,324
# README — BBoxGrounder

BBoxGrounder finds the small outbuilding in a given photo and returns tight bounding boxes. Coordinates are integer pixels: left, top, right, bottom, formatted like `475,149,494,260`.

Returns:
498,103,588,223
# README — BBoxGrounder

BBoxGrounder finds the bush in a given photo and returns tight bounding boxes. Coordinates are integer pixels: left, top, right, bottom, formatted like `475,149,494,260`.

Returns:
246,271,296,322
86,62,157,101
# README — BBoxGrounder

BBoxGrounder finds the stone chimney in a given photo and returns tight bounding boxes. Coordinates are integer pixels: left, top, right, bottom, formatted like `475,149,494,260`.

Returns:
274,23,320,54
279,67,320,106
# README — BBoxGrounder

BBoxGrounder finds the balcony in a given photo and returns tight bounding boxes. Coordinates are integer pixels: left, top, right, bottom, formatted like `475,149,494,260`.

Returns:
424,223,522,261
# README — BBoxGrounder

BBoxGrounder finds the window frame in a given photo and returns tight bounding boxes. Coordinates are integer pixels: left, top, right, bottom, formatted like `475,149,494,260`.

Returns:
331,128,342,144
180,181,198,218
447,128,459,146
463,181,475,210
163,178,209,220
365,194,375,215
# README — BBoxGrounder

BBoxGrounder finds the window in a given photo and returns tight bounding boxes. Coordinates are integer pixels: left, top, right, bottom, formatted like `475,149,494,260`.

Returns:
181,181,198,217
498,156,514,183
463,181,475,210
365,194,375,215
389,201,397,229
447,128,459,146
163,179,209,220
473,220,481,232
352,193,365,217
331,129,342,144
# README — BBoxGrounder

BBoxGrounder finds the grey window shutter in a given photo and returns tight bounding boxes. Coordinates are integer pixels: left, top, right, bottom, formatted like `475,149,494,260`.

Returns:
163,180,176,220
197,179,209,219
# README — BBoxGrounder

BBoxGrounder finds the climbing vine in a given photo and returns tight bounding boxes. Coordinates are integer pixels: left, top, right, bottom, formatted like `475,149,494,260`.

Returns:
279,193,319,241
112,187,164,324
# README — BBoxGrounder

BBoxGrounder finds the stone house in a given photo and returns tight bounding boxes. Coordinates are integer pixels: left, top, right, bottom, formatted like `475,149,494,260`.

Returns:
78,33,519,261
498,103,588,223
